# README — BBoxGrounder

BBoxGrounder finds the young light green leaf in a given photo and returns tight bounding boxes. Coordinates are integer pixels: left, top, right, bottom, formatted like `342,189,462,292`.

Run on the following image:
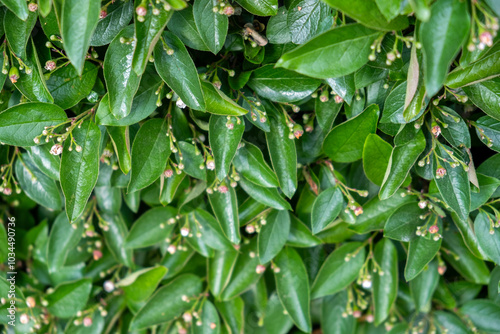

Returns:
274,247,312,332
61,119,101,222
201,81,248,116
373,239,398,325
419,0,470,96
258,210,290,264
15,154,62,210
154,31,205,110
193,0,228,54
107,126,131,175
128,119,171,193
265,101,297,198
46,278,92,318
47,212,84,273
362,134,392,186
130,274,203,330
311,242,366,299
61,0,100,75
132,0,172,75
126,207,177,248
209,115,244,180
233,142,279,188
311,186,343,234
276,24,381,79
324,104,379,163
117,266,167,308
104,25,142,120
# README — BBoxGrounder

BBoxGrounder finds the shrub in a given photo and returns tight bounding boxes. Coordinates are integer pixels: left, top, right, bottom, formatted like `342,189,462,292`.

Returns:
1,0,500,333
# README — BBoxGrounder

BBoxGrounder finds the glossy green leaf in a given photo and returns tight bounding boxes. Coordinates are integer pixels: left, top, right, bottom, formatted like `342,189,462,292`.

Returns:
128,119,171,193
311,242,366,299
126,207,177,248
1,0,28,20
61,0,100,75
15,154,62,210
287,214,322,248
475,211,500,265
95,185,121,214
176,141,206,181
384,202,424,242
315,94,342,134
373,239,398,325
405,226,442,281
419,0,470,96
321,291,356,334
117,266,167,308
101,213,134,268
238,176,292,211
104,25,142,120
287,0,332,45
447,51,500,89
265,101,297,198
154,31,205,110
209,249,239,298
209,115,244,180
215,297,244,334
267,7,292,44
233,142,279,188
379,129,425,200
326,75,355,105
258,210,290,264
193,0,228,54
208,181,240,244
471,173,500,211
321,0,408,31
311,186,343,234
434,106,470,148
362,134,392,186
130,274,203,330
324,104,379,163
27,137,62,180
192,300,221,334
433,311,469,334
274,247,311,332
61,119,101,222
4,9,36,58
409,260,439,312
167,4,210,51
107,126,132,174
193,209,235,251
46,61,98,109
47,212,84,273
475,115,500,152
460,299,500,332
160,171,186,205
46,278,92,318
90,1,134,46
276,24,381,79
202,81,248,116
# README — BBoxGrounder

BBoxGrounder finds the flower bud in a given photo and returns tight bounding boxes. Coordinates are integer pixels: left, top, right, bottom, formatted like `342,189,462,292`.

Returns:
255,264,266,274
103,280,115,292
83,316,92,327
28,2,38,12
9,67,19,83
93,250,103,260
292,124,304,139
428,225,439,234
354,206,363,216
436,167,447,179
136,5,147,17
50,144,63,155
45,60,56,71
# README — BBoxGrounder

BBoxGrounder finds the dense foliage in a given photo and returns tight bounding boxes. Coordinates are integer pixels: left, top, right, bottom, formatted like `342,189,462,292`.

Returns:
1,0,500,333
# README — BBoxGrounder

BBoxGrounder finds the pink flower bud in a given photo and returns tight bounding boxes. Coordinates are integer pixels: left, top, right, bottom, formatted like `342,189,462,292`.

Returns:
255,264,266,274
218,185,228,193
100,10,107,19
480,31,493,47
3,188,12,196
354,206,363,216
28,3,38,12
164,169,173,178
93,250,103,261
167,244,176,254
50,144,63,155
223,5,234,15
136,5,147,16
353,310,362,318
431,125,441,137
20,314,29,324
334,95,343,104
45,60,56,71
428,225,439,234
26,296,36,308
438,265,447,275
83,316,93,327
418,200,427,209
436,167,447,178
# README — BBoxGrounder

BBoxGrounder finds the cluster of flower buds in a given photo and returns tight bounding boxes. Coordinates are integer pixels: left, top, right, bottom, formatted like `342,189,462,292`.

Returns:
468,16,499,51
245,216,267,234
416,224,442,241
213,0,235,16
285,118,303,140
245,97,267,124
476,126,495,148
225,116,242,130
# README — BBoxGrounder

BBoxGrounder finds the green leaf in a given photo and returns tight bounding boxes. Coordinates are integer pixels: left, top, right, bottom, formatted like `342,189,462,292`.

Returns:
215,297,244,334
126,207,177,248
287,214,322,248
321,291,356,334
276,24,381,79
191,300,221,334
315,94,342,134
14,40,54,103
117,266,167,309
475,211,500,265
63,311,105,334
193,0,228,54
373,239,398,325
311,242,366,299
375,0,401,21
160,170,186,205
235,0,277,16
104,25,142,120
384,203,425,242
193,209,235,251
130,274,203,330
323,104,379,163
167,4,210,52
46,278,92,318
471,173,500,211
61,0,100,75
1,0,28,20
107,126,132,175
90,1,134,46
311,186,343,234
434,106,470,148
265,101,298,198
4,9,36,59
238,176,292,211
128,119,171,193
433,311,469,334
326,74,356,105
258,210,290,264
248,65,321,103
433,145,471,221
381,81,425,124
208,180,240,244
419,0,470,96
208,249,238,298
287,0,332,45
267,7,292,44
379,129,426,200
405,223,442,281
447,51,500,89
463,78,500,122
47,212,84,273
321,0,408,31
153,31,206,110
101,213,134,268
132,0,172,75
460,300,500,332
61,119,101,222
209,115,244,180
274,247,311,332
15,154,62,210
201,81,248,116
95,185,121,214
409,260,439,313
476,115,500,152
362,134,392,186
233,142,279,188
176,141,206,181
350,188,415,234
46,61,99,109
